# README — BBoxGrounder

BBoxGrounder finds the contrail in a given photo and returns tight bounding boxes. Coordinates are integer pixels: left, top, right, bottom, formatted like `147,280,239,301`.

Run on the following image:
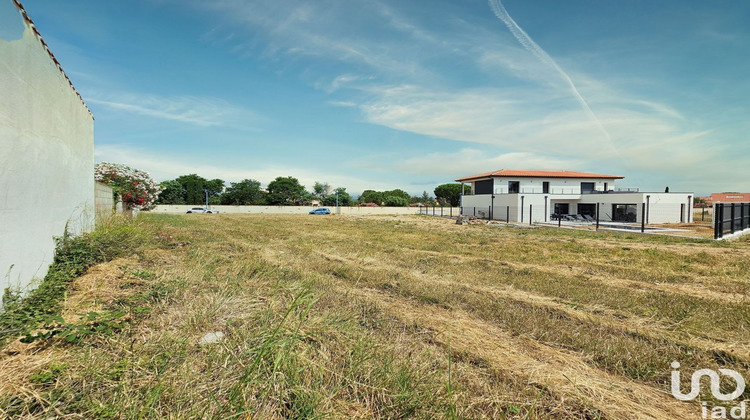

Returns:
488,0,616,151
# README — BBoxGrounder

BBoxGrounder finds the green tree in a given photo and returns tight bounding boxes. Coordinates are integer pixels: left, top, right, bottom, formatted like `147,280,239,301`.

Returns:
267,176,306,205
434,183,471,207
358,190,383,205
222,179,263,205
384,196,408,207
312,181,331,199
175,174,208,204
383,189,410,202
321,187,352,206
169,174,225,205
157,180,186,204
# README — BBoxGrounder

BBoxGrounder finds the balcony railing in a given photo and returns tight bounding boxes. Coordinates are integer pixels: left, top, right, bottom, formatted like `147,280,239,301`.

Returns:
488,187,582,195
464,187,641,196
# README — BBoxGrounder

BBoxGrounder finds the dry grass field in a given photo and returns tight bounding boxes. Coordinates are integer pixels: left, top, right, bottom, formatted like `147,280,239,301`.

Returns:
2,214,749,419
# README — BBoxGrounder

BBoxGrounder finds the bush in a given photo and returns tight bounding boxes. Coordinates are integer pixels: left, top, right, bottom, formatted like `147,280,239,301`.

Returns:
95,163,161,210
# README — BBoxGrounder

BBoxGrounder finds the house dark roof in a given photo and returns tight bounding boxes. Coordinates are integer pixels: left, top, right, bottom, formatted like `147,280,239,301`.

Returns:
12,0,92,117
455,169,624,182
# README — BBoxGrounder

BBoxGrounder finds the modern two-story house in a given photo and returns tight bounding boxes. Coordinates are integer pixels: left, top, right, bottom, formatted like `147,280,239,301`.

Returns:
456,170,693,224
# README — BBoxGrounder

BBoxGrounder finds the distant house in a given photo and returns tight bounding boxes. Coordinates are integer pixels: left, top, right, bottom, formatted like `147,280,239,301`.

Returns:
1,0,95,296
456,170,693,224
710,193,750,204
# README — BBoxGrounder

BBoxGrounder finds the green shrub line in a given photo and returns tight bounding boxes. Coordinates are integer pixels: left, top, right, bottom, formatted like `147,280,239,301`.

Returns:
0,220,150,346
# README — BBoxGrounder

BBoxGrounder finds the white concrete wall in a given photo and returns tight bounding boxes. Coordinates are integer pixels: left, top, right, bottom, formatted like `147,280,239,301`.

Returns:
150,205,447,216
461,191,693,224
0,2,95,295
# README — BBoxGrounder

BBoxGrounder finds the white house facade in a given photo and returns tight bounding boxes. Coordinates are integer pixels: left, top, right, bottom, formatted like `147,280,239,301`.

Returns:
457,170,693,225
1,0,95,296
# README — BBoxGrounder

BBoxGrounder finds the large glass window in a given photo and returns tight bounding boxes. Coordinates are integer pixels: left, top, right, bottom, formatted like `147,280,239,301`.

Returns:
474,179,493,195
581,182,595,194
554,203,569,215
612,204,637,222
508,181,520,194
577,203,596,217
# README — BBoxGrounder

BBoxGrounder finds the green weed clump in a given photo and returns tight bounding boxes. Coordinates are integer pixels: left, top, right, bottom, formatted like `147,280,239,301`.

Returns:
0,218,152,345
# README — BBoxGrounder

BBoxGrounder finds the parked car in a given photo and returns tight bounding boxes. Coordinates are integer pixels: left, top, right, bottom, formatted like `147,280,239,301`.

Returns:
186,207,219,214
309,207,331,215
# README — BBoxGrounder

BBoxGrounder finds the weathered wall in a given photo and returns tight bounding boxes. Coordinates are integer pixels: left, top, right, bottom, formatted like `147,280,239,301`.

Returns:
0,1,95,295
94,182,119,224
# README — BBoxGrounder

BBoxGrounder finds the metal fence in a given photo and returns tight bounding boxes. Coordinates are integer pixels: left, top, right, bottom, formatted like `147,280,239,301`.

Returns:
417,206,458,218
714,202,750,239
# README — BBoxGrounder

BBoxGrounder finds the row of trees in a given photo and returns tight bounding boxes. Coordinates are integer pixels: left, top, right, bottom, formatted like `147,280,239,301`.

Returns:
155,173,471,207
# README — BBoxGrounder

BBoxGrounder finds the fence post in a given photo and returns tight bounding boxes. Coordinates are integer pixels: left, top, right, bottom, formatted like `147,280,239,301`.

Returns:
441,206,444,217
450,207,453,218
596,203,600,231
731,203,736,234
641,203,646,233
473,207,476,217
506,206,510,223
529,205,533,226
714,204,721,239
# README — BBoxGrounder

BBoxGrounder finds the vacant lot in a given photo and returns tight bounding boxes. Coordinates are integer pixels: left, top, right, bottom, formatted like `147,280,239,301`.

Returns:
2,214,749,418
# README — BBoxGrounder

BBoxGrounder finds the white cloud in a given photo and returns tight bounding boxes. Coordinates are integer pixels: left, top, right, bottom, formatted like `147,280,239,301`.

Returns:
94,144,396,194
394,149,583,177
176,0,747,194
87,93,265,129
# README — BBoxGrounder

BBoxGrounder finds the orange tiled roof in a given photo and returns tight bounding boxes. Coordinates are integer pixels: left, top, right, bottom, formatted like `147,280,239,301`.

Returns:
710,192,750,203
455,169,624,182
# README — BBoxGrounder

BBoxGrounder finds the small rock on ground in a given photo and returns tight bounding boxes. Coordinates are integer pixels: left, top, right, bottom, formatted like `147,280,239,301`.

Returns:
198,331,225,345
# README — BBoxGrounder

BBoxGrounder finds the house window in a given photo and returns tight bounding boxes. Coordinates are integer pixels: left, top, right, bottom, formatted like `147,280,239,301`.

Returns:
542,182,549,194
612,204,637,222
581,182,595,194
508,181,520,194
474,179,493,195
554,203,569,215
577,203,596,217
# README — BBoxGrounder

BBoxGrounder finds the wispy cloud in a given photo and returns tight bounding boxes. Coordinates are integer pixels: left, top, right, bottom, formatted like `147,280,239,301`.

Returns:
488,0,614,152
95,144,397,194
176,0,747,193
393,149,583,177
87,93,265,129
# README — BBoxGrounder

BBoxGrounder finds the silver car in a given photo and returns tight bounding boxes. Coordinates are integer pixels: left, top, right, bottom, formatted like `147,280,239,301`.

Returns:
186,207,219,214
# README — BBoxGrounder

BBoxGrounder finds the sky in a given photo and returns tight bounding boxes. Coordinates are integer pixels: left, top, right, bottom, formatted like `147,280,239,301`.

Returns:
16,0,750,195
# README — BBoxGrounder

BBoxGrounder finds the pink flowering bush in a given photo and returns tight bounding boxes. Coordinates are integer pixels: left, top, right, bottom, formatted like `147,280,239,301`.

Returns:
95,162,161,210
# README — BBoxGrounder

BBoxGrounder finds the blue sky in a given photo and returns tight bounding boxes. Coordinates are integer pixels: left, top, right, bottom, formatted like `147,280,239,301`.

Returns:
19,0,750,195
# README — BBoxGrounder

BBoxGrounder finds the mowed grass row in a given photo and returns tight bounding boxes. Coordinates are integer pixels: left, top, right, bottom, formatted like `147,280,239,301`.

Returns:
2,213,748,418
2,215,593,419
179,215,750,387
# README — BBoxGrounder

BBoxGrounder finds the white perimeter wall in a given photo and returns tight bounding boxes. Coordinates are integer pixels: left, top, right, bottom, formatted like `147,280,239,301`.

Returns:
151,205,454,216
0,3,95,295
